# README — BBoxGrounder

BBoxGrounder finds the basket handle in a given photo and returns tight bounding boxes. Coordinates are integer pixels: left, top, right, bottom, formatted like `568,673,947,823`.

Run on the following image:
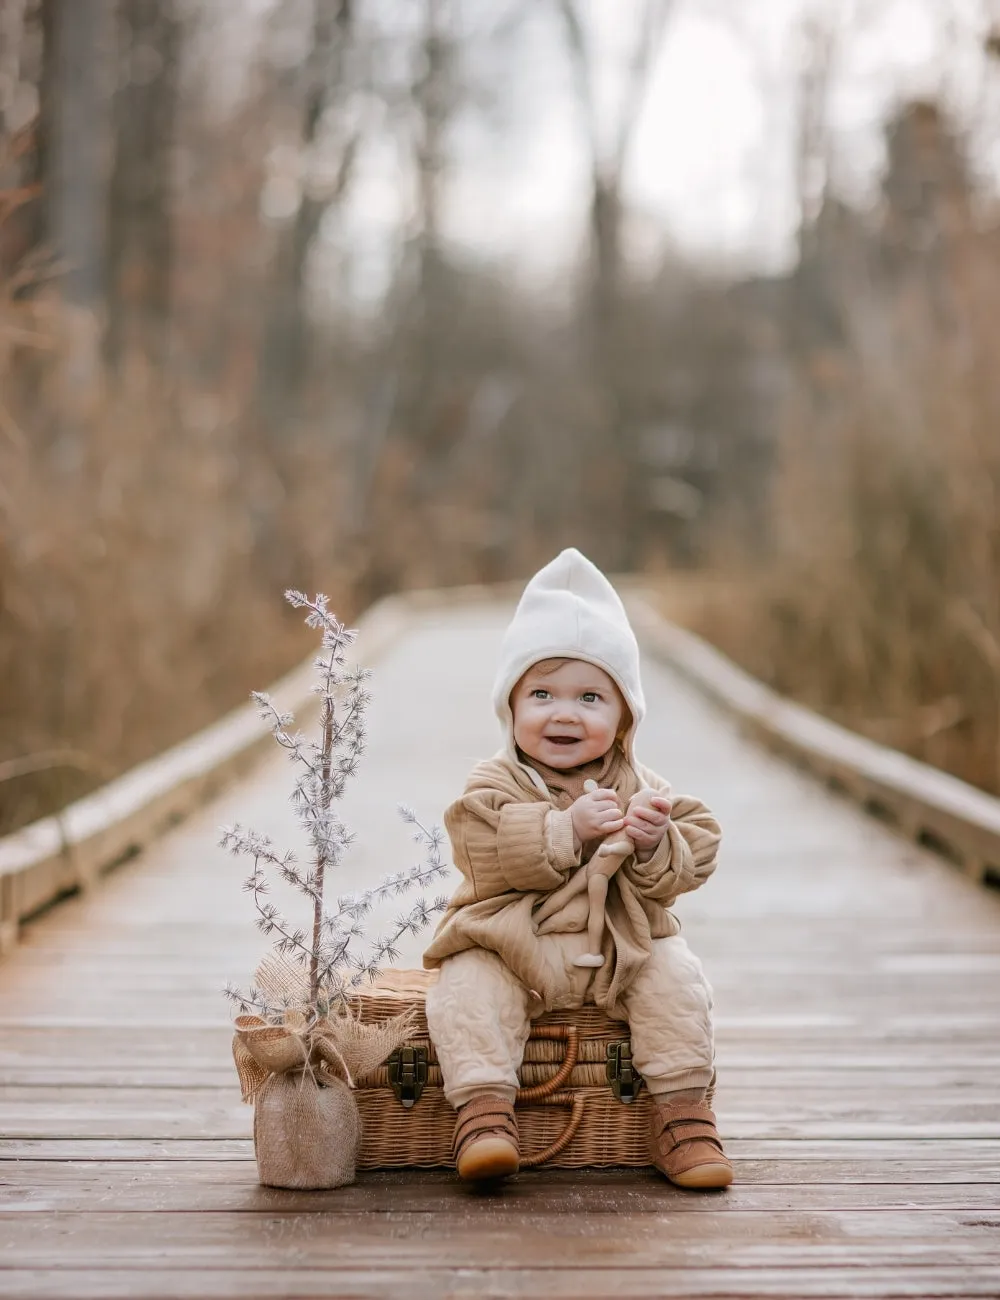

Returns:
517,1091,586,1168
515,1024,579,1102
514,1024,583,1169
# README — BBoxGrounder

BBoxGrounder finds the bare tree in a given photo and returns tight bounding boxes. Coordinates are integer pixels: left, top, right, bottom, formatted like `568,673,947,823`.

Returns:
557,0,674,333
0,0,41,284
398,0,458,457
105,0,182,371
343,0,461,591
39,0,113,311
0,0,29,141
556,0,675,566
258,0,360,426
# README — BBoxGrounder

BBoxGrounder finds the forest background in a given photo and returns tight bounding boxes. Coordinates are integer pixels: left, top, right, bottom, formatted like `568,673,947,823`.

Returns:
2,0,1000,836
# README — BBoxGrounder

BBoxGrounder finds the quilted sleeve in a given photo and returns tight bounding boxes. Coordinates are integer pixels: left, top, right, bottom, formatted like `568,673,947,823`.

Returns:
444,787,579,901
621,765,720,902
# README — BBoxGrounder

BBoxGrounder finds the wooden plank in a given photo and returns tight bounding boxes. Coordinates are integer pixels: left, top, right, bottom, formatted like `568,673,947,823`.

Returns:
5,1026,999,1066
2,1137,999,1176
1,1163,998,1212
1,1200,999,1242
0,1139,255,1160
1,1210,999,1273
3,1135,999,1173
3,1267,1000,1300
3,1088,998,1141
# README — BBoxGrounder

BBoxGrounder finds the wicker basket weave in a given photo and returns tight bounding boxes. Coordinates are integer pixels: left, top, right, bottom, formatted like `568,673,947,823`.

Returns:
354,970,654,1169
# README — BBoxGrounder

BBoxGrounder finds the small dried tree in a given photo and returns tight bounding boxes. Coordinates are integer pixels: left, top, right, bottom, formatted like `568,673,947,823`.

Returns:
223,591,448,1024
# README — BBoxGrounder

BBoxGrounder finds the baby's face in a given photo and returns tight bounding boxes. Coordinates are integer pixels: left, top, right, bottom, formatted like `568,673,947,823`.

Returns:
511,660,624,770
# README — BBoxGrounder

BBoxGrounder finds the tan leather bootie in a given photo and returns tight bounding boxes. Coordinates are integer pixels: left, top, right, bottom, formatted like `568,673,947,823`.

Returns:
648,1098,734,1189
452,1094,520,1182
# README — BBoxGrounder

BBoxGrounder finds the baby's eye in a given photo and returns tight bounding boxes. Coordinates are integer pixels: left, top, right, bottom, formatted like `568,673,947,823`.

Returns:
580,691,600,703
531,689,551,700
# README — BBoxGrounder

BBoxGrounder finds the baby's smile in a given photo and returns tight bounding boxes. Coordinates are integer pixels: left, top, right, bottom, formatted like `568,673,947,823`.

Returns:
511,659,625,769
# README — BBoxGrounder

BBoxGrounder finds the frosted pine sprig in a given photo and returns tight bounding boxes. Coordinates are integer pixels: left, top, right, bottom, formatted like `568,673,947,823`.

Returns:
222,592,449,1024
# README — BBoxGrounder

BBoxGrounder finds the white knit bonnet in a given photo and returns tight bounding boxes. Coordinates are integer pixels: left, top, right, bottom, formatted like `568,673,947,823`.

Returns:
492,548,645,773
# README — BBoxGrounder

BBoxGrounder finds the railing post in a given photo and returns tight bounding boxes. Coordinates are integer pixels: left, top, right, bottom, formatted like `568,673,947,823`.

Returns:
0,873,17,956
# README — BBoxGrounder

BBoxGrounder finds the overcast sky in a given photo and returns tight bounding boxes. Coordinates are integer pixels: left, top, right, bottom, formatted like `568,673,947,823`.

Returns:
439,0,997,275
214,0,999,303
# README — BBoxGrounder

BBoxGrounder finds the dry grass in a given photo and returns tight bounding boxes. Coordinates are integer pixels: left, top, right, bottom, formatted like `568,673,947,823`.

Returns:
688,226,1000,796
0,311,360,837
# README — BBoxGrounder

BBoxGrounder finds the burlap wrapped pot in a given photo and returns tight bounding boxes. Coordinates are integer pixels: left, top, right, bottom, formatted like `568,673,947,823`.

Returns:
233,1009,412,1189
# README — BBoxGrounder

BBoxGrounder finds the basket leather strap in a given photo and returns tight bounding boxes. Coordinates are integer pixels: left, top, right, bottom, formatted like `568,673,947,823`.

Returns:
514,1023,586,1168
517,1091,586,1168
516,1025,579,1102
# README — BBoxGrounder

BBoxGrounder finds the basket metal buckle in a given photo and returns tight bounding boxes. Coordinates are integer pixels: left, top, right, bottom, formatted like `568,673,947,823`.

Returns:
606,1040,638,1104
387,1045,428,1108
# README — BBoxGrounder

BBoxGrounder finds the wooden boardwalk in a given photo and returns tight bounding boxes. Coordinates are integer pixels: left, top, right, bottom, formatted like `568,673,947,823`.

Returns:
2,601,999,1299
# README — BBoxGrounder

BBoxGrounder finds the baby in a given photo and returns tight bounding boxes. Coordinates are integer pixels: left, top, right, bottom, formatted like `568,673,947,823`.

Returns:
423,549,731,1189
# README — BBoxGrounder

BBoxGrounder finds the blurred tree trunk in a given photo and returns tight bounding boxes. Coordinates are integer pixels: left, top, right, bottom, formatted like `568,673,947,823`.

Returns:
408,0,450,451
349,0,457,598
257,0,356,430
557,0,673,568
36,0,113,465
40,0,113,310
0,0,28,139
0,0,37,278
105,0,181,373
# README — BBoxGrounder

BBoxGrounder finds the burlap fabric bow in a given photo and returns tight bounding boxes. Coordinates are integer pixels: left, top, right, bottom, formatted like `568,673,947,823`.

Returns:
232,959,413,1189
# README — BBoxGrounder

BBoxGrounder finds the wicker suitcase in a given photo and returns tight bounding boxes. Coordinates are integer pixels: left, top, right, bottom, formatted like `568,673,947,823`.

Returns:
354,970,655,1169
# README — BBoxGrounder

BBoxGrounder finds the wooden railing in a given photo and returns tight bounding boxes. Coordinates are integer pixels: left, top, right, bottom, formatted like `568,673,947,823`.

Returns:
0,595,413,955
627,596,1000,892
3,584,997,958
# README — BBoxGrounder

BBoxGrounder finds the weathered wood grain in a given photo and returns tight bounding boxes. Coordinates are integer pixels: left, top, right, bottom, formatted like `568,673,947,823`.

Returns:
0,601,998,1299
2,1163,999,1211
2,1267,1000,1300
3,1206,1000,1255
3,1088,998,1141
2,1137,999,1181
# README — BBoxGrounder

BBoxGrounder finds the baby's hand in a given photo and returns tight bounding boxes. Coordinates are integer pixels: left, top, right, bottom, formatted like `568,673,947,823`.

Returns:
623,789,672,854
570,786,625,845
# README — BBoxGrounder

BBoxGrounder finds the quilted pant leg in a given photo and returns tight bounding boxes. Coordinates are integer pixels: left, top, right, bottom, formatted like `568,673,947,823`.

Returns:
425,949,533,1110
619,935,715,1095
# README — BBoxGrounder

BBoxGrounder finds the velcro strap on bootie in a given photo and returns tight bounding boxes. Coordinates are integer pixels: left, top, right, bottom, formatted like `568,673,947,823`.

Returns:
649,1100,729,1177
452,1094,520,1163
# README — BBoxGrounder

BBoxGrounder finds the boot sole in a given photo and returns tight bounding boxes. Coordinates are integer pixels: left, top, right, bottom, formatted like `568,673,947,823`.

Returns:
457,1137,520,1181
668,1162,734,1190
